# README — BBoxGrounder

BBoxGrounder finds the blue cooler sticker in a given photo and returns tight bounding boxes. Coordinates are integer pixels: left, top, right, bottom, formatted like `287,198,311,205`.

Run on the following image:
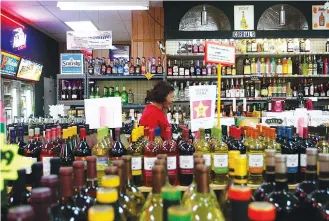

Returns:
60,53,84,74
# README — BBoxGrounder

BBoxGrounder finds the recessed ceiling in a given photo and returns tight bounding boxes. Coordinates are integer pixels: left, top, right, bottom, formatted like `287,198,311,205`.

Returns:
1,0,134,42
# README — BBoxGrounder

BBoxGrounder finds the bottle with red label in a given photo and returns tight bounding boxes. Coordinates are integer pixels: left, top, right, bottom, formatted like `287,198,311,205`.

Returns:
74,128,91,161
160,127,178,186
143,128,160,187
55,126,62,154
178,127,195,186
40,129,56,176
109,128,127,161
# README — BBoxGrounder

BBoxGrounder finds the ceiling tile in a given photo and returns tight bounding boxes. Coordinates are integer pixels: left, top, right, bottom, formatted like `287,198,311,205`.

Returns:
98,20,127,32
34,21,70,34
38,1,58,7
123,21,131,33
118,10,131,21
2,5,58,22
45,6,90,22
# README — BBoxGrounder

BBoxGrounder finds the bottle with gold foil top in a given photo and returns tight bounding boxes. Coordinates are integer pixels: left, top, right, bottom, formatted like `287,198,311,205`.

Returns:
211,127,229,185
154,127,163,147
127,129,143,186
247,128,265,184
60,129,75,166
92,129,109,184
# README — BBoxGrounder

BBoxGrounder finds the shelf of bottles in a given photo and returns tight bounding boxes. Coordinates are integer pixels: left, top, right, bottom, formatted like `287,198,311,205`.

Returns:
57,75,87,106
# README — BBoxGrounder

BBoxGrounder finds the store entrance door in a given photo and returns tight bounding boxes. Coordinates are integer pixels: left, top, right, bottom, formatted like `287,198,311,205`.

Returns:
44,77,56,116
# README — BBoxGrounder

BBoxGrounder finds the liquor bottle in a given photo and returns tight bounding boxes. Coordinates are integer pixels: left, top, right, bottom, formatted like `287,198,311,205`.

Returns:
127,89,134,104
161,188,181,221
129,57,135,74
150,57,156,74
156,57,163,75
67,82,72,100
24,129,38,183
140,165,165,220
225,185,252,221
267,128,281,153
264,155,299,220
232,127,247,157
8,169,31,206
121,155,145,215
31,162,43,188
109,128,126,161
172,60,178,76
282,127,298,184
178,127,195,186
60,129,74,166
96,185,126,221
72,161,96,211
195,60,201,75
201,60,207,75
95,86,101,98
195,128,212,169
308,56,313,75
154,127,163,148
92,129,109,184
212,127,229,185
247,128,265,184
84,156,99,198
74,127,91,161
244,58,251,75
17,126,26,153
248,202,276,221
316,128,329,153
190,164,225,221
127,130,143,186
178,60,184,76
189,60,195,75
294,148,318,203
7,205,35,221
253,149,276,201
199,39,205,53
270,58,276,75
261,78,268,97
120,85,128,104
40,129,55,176
113,85,120,97
160,127,178,186
287,57,293,75
88,205,114,221
144,128,160,187
299,127,315,181
118,59,124,74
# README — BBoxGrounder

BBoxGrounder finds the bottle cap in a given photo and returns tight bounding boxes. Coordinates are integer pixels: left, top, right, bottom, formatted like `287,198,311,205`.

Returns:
32,162,43,187
248,202,276,221
41,175,59,188
193,152,203,159
161,187,181,201
8,205,34,221
234,156,247,177
30,187,52,203
101,175,120,188
306,148,318,167
275,155,287,174
228,185,251,201
104,166,118,176
62,129,68,139
73,161,85,187
88,205,114,221
265,149,276,168
86,156,97,179
96,188,118,203
168,206,191,221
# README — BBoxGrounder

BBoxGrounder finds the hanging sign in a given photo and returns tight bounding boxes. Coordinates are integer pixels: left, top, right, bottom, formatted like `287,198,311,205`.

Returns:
232,31,256,38
0,51,21,76
67,31,112,50
234,5,255,30
312,5,329,30
189,85,217,132
204,41,235,66
60,53,84,74
11,27,27,50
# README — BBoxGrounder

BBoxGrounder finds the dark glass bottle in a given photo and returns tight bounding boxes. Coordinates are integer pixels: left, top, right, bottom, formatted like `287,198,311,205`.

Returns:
7,205,34,221
50,157,61,176
299,127,316,182
226,185,252,221
74,128,91,161
40,129,56,176
178,127,195,186
24,129,38,186
294,148,318,202
265,155,299,221
72,161,96,212
109,128,127,161
85,156,99,198
161,188,181,221
31,162,43,188
58,167,87,220
222,125,229,143
33,128,43,160
30,187,52,221
8,169,31,207
232,127,246,157
160,127,179,186
281,127,298,184
40,175,60,220
59,129,74,166
253,149,276,201
17,126,26,155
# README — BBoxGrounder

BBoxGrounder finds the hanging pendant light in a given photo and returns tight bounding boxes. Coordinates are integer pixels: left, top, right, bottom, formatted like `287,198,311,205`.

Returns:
279,5,286,26
201,5,208,25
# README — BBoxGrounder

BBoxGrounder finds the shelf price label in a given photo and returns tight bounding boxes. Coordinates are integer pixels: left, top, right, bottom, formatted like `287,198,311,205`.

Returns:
204,41,235,66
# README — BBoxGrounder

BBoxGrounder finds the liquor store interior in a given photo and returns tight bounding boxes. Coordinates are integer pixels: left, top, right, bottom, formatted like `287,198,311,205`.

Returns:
2,1,329,221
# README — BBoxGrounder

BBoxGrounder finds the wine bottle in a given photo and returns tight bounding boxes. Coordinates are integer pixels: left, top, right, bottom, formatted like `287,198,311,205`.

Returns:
168,205,191,221
40,175,61,220
212,127,229,185
40,129,56,176
294,148,318,202
127,129,143,186
161,188,181,221
85,156,99,198
195,128,212,174
299,127,316,182
267,128,281,153
140,165,165,220
316,127,329,153
157,154,171,187
59,129,74,166
30,187,52,221
50,157,61,176
8,169,31,207
74,128,91,161
88,205,114,221
143,128,159,187
93,128,109,184
154,127,163,147
7,205,34,221
282,127,299,184
253,149,276,201
24,129,38,185
225,185,252,221
248,202,276,221
190,164,225,221
110,128,127,161
264,155,299,221
31,162,43,188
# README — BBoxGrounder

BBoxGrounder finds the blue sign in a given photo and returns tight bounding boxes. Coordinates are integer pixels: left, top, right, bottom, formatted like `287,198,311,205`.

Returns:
60,53,84,74
0,51,21,76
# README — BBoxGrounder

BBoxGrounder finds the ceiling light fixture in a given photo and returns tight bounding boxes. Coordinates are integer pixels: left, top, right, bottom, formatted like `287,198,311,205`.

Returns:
65,21,98,31
57,1,149,11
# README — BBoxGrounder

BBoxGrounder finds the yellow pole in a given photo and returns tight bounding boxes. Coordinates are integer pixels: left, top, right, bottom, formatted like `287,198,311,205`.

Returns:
217,64,222,127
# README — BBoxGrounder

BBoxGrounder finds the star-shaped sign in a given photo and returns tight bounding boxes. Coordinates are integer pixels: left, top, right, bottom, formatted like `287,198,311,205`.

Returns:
193,101,209,119
144,73,155,80
1,143,33,191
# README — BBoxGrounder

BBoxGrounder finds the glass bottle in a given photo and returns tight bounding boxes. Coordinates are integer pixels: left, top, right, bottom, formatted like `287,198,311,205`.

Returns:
161,188,181,221
114,85,121,97
225,185,252,221
92,129,109,184
7,205,34,221
194,128,212,170
40,175,61,220
74,128,91,161
85,156,99,198
127,129,143,186
316,128,329,153
168,205,191,221
299,127,315,181
160,127,178,186
143,128,160,187
109,128,127,161
7,169,31,207
267,128,281,153
248,202,276,221
264,155,299,221
135,57,141,74
282,127,299,184
59,129,75,167
88,205,114,221
212,127,229,185
128,89,134,104
253,149,276,201
121,85,128,105
178,127,195,186
40,129,56,176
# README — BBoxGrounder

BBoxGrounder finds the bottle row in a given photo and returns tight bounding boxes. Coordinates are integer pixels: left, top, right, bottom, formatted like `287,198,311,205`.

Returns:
88,57,163,76
60,80,84,101
175,38,329,54
88,84,134,104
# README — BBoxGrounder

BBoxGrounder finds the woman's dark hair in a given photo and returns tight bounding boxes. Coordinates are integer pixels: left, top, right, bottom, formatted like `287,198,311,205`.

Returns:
145,81,174,103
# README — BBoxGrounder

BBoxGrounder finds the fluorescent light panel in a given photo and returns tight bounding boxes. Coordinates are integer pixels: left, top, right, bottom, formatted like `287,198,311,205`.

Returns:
65,21,98,31
57,1,149,10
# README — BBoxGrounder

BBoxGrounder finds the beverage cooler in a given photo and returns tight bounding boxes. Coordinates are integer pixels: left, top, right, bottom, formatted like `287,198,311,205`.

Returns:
1,78,35,124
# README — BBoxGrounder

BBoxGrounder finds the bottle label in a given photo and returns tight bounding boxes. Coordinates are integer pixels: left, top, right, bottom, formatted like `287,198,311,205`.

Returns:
96,156,109,172
179,155,193,174
300,154,307,172
173,133,179,140
41,156,52,176
286,154,298,173
167,156,177,171
24,157,37,174
144,157,157,171
203,154,211,167
213,154,229,174
248,154,264,173
132,156,142,176
72,94,78,99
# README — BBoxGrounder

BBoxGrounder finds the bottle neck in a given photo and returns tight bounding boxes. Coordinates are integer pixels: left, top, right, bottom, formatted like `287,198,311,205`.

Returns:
275,173,288,191
265,166,275,183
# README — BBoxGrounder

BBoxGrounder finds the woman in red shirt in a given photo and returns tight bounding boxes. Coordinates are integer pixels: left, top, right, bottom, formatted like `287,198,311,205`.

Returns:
139,81,174,138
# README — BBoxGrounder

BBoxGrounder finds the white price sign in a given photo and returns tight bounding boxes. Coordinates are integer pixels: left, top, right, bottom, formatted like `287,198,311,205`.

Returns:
205,41,235,65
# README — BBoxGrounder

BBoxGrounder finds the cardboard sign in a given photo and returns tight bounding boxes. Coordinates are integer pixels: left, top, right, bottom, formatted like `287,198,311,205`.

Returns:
205,41,235,66
60,53,84,74
67,31,112,50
